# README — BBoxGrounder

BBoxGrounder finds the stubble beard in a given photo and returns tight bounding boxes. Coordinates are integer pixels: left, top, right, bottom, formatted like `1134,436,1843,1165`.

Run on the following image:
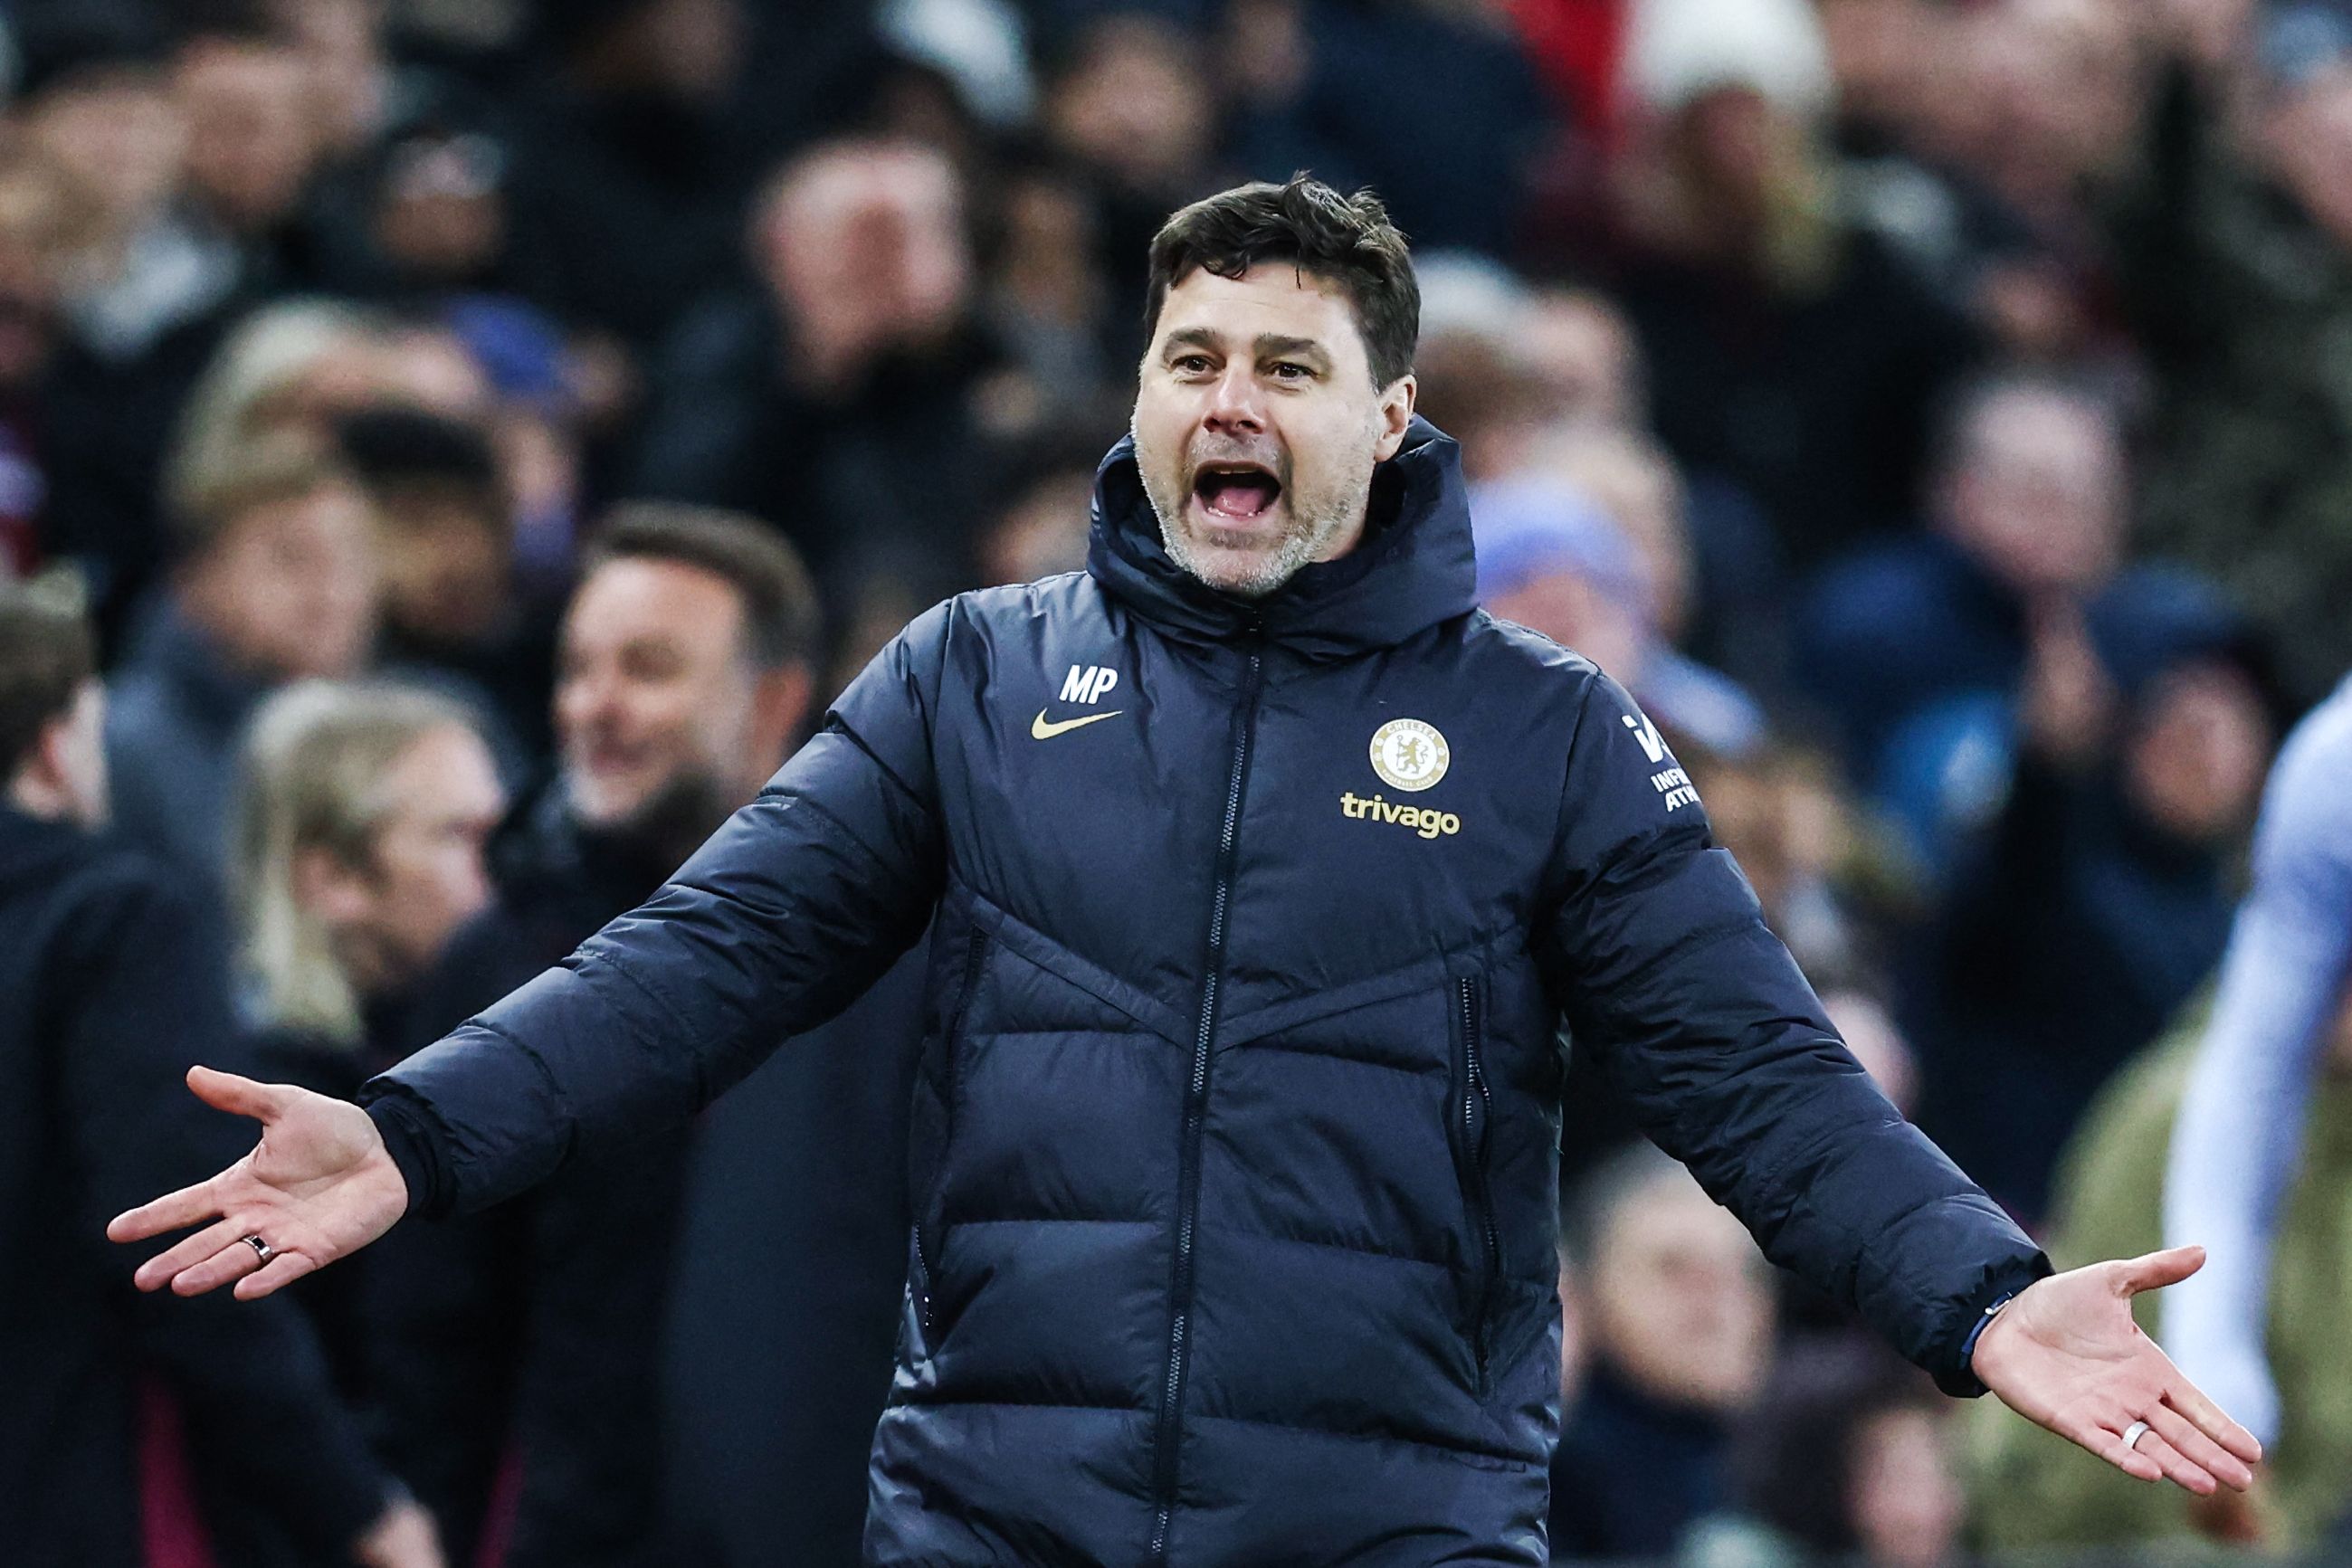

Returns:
1138,453,1366,601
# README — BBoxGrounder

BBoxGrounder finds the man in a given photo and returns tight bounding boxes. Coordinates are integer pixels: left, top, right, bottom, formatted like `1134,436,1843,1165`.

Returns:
107,433,379,894
0,584,435,1566
1549,1148,1776,1559
336,405,558,767
368,502,919,1565
632,137,1009,605
2162,672,2352,1459
1796,370,2132,781
117,177,2258,1563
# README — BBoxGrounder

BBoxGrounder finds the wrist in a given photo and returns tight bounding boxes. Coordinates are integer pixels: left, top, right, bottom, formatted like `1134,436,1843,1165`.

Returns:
1965,1289,2021,1374
363,1098,440,1219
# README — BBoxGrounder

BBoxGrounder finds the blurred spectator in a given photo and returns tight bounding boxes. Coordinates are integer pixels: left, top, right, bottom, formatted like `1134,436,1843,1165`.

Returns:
1970,989,2352,1556
173,7,334,290
1684,742,1872,981
1597,0,1981,565
232,679,502,1086
337,404,560,763
376,503,909,1567
439,297,588,589
0,581,437,1568
1550,1145,1776,1561
330,116,518,302
162,298,490,521
976,430,1101,586
1712,1339,1969,1568
1221,0,1554,256
0,138,83,577
1909,577,2281,1220
1473,470,1767,757
1833,0,2129,368
631,135,1012,608
266,0,398,164
981,155,1119,425
2110,0,2352,702
1409,252,1559,482
1798,371,2130,794
1038,14,1224,345
8,2,252,632
106,433,378,896
502,0,760,353
1528,418,1788,708
221,679,498,1554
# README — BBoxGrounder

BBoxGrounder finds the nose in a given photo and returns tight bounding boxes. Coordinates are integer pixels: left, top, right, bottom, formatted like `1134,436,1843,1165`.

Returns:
1203,361,1267,439
558,664,622,736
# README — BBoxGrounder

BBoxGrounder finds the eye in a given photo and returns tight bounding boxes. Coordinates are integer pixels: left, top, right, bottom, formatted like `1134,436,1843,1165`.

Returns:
1270,361,1311,382
1171,354,1213,375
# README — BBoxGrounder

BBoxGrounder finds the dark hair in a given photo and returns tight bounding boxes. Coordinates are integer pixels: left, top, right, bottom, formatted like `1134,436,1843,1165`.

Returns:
0,581,98,778
1144,175,1420,389
583,503,821,670
335,407,509,535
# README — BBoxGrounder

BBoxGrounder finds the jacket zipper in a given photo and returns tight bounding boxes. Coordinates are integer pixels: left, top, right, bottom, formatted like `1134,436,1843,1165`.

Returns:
1147,641,1264,1564
1458,976,1500,1389
914,919,992,1337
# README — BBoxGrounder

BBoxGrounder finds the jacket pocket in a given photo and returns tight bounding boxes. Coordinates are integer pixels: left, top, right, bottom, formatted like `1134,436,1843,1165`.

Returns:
1449,974,1500,1392
915,919,992,1337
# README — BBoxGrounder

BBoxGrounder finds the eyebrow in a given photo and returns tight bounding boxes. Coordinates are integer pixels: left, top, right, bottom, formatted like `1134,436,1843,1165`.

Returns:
1162,328,1331,364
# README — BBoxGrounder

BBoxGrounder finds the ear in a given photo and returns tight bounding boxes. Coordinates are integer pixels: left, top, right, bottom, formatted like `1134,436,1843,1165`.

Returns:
1373,374,1418,463
290,844,375,926
750,661,816,767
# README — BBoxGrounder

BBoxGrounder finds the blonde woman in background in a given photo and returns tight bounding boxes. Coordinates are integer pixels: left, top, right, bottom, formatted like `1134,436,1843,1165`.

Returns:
233,679,504,1091
217,679,502,1560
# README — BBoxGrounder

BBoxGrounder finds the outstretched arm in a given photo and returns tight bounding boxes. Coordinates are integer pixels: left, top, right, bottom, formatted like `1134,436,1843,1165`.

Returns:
113,604,956,1291
1538,675,2256,1495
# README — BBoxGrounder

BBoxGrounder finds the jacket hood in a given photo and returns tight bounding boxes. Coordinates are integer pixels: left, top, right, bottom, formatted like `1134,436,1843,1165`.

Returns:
1085,416,1477,660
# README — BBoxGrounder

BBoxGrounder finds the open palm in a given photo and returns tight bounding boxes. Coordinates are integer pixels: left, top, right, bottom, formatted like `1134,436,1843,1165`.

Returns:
108,1066,411,1300
1975,1245,2262,1496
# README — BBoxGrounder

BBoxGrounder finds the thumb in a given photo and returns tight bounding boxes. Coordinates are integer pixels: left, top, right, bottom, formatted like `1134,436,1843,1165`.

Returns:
2116,1243,2205,1296
186,1065,291,1124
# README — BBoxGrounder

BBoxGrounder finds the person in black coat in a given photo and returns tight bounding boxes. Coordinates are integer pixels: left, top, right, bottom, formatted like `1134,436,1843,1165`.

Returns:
0,585,435,1566
121,177,2262,1563
224,680,506,1430
1909,576,2284,1221
628,137,1013,610
368,500,909,1567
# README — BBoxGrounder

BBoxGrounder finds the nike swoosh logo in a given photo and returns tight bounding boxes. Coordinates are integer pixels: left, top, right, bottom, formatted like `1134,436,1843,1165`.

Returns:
1031,708,1124,740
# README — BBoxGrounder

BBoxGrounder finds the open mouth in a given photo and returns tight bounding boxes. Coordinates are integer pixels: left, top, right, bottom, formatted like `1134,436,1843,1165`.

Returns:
1192,461,1283,524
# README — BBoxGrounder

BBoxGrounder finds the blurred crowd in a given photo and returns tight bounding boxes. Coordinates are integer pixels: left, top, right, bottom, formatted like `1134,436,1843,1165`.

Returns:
5,0,2352,1563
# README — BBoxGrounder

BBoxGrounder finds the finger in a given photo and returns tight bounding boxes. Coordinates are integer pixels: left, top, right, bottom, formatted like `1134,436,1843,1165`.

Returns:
132,1214,250,1293
2056,1411,2164,1484
233,1250,319,1301
169,1235,266,1297
2148,1402,2256,1492
2116,1244,2205,1295
186,1065,290,1124
107,1178,224,1244
2165,1373,2265,1468
2132,1426,2220,1496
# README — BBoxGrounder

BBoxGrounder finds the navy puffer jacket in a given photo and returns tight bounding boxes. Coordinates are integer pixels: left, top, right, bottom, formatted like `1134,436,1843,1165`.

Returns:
366,420,2047,1565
